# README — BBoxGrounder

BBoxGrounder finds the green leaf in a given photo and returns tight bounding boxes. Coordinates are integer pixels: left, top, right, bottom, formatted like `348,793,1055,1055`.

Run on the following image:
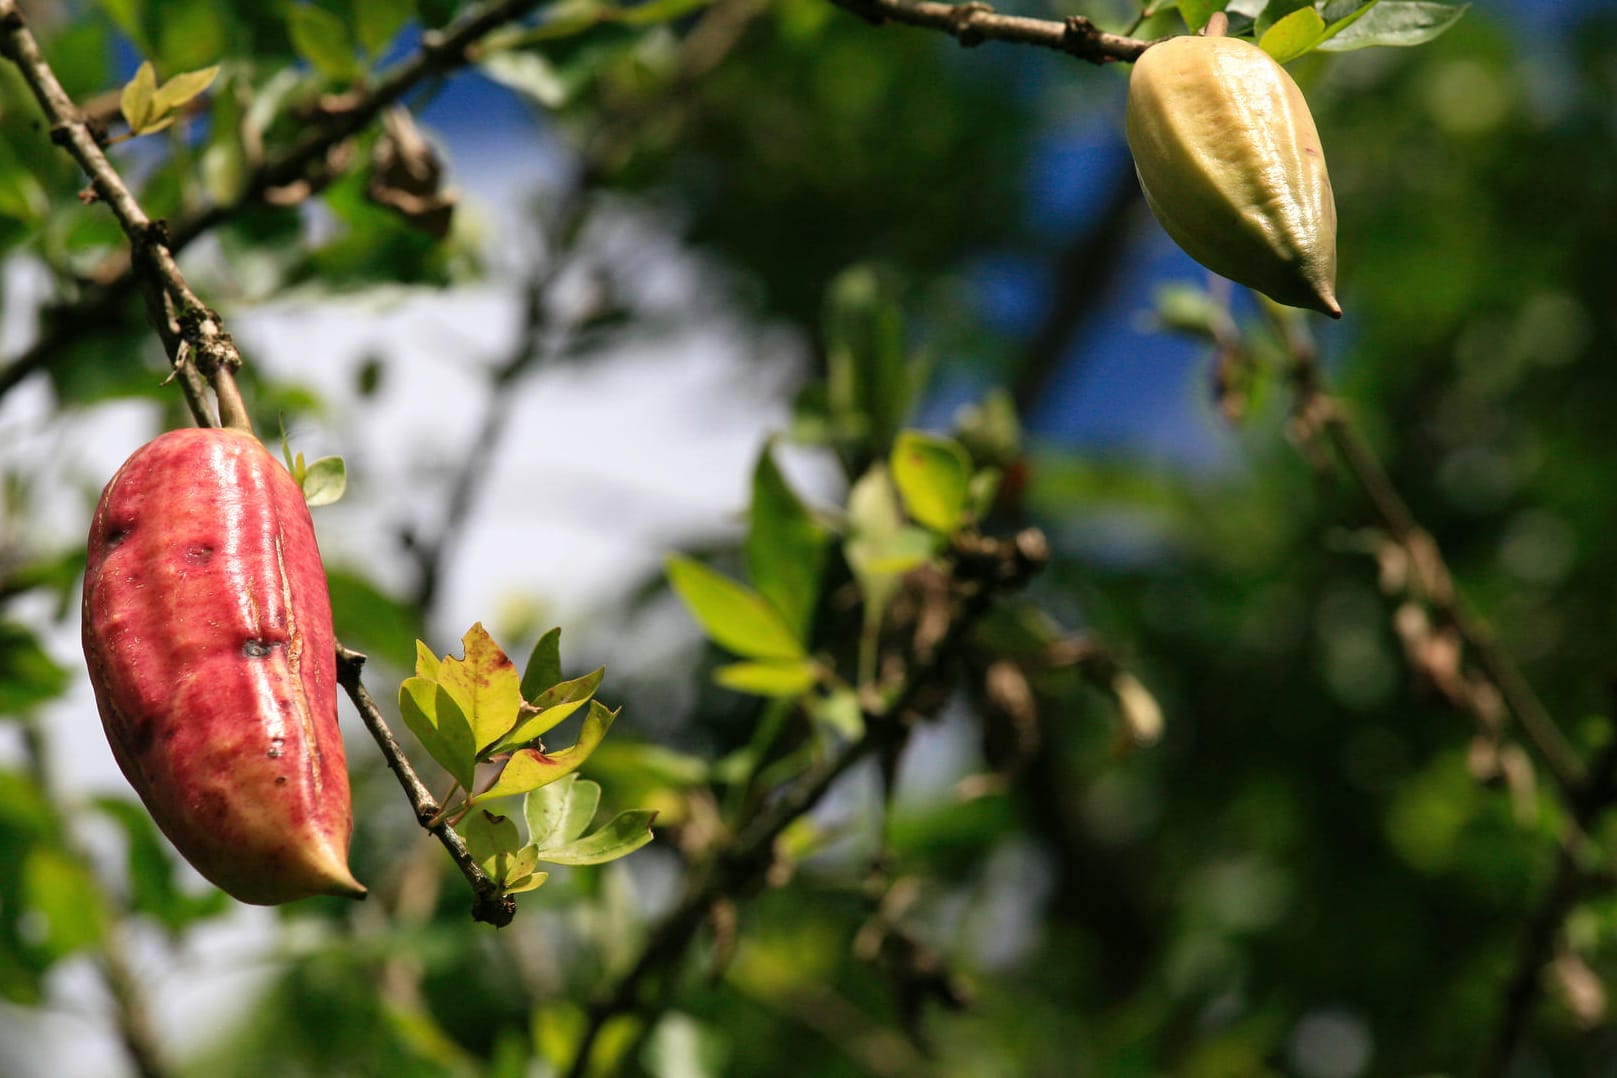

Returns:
460,810,524,880
825,265,913,452
891,430,971,533
150,63,219,114
534,810,656,866
22,849,103,960
1259,6,1328,63
666,556,804,661
354,0,414,55
300,455,346,506
0,623,68,715
533,666,604,710
1255,0,1311,36
437,623,526,753
745,444,829,641
1177,0,1225,31
521,628,563,701
120,60,158,132
487,697,588,756
1317,0,1382,45
287,3,361,81
713,660,818,699
1315,0,1466,50
470,702,617,804
504,871,549,894
326,569,423,672
525,773,601,849
398,676,476,789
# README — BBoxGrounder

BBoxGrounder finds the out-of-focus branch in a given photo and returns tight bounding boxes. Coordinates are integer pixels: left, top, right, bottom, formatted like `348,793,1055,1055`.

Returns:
17,717,170,1078
1483,731,1617,1077
827,0,1153,64
564,529,1049,1077
1258,308,1586,799
0,0,547,403
337,645,515,927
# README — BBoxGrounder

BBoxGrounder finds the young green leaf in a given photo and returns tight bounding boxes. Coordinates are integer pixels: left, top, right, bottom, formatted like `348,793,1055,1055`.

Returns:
120,61,158,133
521,627,563,700
813,688,865,741
436,623,526,753
891,430,971,534
666,555,804,661
525,773,601,850
825,265,912,451
398,676,476,789
354,0,414,55
300,455,346,507
469,702,619,804
1260,7,1329,63
503,870,550,894
533,810,656,866
745,444,829,641
713,659,818,699
415,639,440,681
150,64,219,114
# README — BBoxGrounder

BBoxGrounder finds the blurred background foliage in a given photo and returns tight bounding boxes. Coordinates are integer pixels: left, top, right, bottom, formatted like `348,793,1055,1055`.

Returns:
3,0,1616,1075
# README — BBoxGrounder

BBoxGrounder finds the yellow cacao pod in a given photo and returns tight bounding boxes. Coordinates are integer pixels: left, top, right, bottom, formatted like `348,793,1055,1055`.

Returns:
1126,32,1340,317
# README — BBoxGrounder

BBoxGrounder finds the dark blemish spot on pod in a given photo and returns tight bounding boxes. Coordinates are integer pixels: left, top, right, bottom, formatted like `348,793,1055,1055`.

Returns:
104,525,131,546
275,776,288,786
243,639,275,658
268,737,285,759
185,544,215,564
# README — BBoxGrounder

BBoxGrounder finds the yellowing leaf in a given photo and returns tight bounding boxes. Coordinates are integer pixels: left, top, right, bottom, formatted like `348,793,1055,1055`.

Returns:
436,623,525,753
414,639,440,681
470,702,617,804
486,697,588,756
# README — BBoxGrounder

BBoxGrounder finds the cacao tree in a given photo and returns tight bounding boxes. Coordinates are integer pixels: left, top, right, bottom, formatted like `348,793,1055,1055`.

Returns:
3,1,1615,1076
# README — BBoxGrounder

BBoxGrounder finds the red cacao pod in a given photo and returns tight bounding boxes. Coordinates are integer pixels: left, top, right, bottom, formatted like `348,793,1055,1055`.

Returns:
82,428,363,904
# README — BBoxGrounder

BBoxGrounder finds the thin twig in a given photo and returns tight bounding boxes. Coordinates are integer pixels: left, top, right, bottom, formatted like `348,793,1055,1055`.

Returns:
1268,310,1586,798
564,529,1048,1076
827,0,1153,63
337,645,515,927
0,0,546,403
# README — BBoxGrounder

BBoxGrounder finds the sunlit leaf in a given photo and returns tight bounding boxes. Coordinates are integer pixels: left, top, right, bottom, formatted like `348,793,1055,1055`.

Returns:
713,659,818,699
150,63,219,114
470,702,617,803
813,688,865,740
1260,7,1328,63
460,809,524,879
891,430,971,533
746,444,829,641
300,455,346,506
524,773,601,849
436,623,526,753
487,697,588,755
521,627,563,701
120,61,158,132
666,556,804,661
398,676,476,789
532,666,604,710
22,849,103,960
534,810,656,866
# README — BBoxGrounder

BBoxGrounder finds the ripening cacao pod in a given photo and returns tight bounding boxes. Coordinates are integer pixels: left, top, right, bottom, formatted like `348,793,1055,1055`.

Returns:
1125,30,1341,317
82,427,363,905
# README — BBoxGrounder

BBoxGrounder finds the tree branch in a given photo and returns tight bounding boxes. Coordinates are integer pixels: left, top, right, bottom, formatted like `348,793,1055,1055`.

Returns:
0,0,518,925
1262,310,1587,799
0,0,547,403
565,528,1049,1076
336,644,515,927
827,0,1153,64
